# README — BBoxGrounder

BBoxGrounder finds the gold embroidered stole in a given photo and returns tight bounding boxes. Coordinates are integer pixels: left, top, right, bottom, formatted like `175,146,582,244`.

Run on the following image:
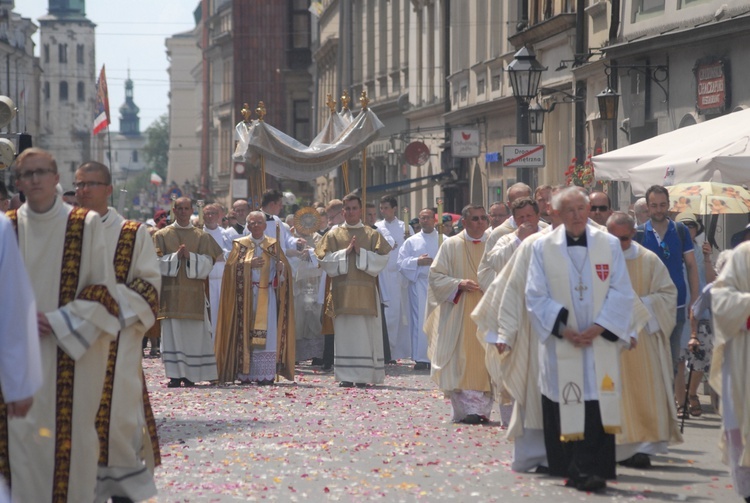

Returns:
96,220,138,466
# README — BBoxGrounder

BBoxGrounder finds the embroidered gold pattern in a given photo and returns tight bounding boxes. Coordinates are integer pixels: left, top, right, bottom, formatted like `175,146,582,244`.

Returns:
52,206,88,502
97,220,139,465
78,284,119,318
141,371,161,467
128,277,159,318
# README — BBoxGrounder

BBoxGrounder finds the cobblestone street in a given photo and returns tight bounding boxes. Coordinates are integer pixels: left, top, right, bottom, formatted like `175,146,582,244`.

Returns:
145,357,737,502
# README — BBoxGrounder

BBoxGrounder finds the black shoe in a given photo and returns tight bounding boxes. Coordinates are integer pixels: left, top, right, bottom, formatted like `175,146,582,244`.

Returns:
460,414,483,425
355,383,369,388
258,379,274,386
387,360,397,365
311,357,324,366
413,362,430,371
181,378,195,387
619,453,651,469
339,381,354,388
111,496,134,503
534,465,550,474
149,348,159,357
167,378,181,388
322,363,333,371
578,475,606,492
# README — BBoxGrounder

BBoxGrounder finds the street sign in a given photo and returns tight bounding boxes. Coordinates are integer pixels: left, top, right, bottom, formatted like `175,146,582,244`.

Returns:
502,144,545,168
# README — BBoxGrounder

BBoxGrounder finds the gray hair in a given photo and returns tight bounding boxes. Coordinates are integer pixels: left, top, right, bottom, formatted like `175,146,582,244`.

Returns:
550,186,589,211
461,204,485,219
606,211,635,230
247,210,265,222
634,197,647,211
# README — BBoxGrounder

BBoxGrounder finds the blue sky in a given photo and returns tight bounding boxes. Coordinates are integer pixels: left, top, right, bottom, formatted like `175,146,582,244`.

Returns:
18,0,196,132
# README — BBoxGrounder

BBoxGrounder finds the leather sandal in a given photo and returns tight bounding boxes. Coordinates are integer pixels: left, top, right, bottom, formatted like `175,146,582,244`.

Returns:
688,395,702,417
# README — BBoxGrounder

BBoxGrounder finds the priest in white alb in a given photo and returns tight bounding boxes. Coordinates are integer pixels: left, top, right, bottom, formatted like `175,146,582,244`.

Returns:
397,208,438,370
4,148,121,502
606,212,682,469
478,197,542,291
710,242,750,502
74,161,163,502
154,197,223,388
203,203,234,339
375,195,413,361
471,195,564,472
425,204,492,424
526,187,634,493
315,194,391,387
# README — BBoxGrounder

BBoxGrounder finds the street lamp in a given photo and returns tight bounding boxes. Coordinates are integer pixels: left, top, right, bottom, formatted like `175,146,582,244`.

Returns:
596,87,619,121
507,47,547,186
528,102,546,134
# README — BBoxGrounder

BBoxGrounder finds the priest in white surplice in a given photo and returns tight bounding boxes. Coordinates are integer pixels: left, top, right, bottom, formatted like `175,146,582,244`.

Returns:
397,208,438,370
425,205,492,424
315,195,392,387
484,183,549,253
5,148,121,503
526,187,634,493
0,212,43,501
74,161,163,502
203,203,233,339
478,197,542,292
710,242,750,501
154,197,223,388
606,212,682,469
471,195,563,472
376,195,413,361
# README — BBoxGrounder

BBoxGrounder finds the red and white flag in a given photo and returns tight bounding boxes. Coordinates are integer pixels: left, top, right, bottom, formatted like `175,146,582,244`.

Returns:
92,65,110,135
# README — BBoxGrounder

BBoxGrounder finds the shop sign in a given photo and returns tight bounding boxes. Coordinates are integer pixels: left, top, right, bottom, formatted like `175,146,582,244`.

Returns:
695,59,729,114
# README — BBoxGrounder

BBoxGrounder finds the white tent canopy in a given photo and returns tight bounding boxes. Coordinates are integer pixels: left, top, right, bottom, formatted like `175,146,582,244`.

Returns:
593,108,750,195
233,108,383,182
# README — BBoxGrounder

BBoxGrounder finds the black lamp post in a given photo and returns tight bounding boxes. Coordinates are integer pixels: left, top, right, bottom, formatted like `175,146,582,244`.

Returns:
507,47,547,186
528,102,546,134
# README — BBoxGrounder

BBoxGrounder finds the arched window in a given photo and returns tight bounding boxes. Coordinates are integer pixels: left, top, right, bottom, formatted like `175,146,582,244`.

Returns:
59,81,68,101
77,82,85,102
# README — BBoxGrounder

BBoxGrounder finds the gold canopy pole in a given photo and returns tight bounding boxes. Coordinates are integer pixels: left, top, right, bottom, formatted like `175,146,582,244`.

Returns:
256,101,267,197
340,91,351,194
359,91,369,206
436,197,444,246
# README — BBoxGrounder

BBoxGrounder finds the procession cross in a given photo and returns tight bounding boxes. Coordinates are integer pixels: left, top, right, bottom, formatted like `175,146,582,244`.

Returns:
575,278,588,301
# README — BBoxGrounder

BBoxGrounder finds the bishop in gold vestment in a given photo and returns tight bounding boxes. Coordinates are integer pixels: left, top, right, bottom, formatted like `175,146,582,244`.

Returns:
215,212,295,384
154,197,223,386
425,205,492,424
315,195,391,386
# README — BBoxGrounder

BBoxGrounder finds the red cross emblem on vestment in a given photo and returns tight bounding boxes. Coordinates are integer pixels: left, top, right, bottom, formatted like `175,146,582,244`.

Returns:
595,264,609,281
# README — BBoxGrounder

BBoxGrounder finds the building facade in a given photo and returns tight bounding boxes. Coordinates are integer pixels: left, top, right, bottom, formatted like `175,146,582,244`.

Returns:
110,73,146,183
37,0,96,190
0,0,41,191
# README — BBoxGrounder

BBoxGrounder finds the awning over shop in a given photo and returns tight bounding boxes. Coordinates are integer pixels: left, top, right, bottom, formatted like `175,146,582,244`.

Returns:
593,108,750,195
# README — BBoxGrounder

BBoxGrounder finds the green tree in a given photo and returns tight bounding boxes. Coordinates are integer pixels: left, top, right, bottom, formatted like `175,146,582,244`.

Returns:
144,113,169,179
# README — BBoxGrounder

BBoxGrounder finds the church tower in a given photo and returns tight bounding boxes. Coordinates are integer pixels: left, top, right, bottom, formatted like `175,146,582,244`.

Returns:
38,0,96,189
119,71,140,135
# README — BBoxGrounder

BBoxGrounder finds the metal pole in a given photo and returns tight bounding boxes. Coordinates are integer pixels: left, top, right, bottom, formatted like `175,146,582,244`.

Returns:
516,98,530,186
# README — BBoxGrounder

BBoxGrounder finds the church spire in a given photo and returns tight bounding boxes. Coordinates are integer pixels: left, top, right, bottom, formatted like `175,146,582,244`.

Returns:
48,0,87,19
119,70,141,136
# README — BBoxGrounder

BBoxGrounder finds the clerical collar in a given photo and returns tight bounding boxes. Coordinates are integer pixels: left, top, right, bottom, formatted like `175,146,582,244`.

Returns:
343,221,364,228
623,241,639,260
173,222,193,229
463,231,485,244
251,235,264,244
262,211,274,221
566,233,587,247
100,210,110,223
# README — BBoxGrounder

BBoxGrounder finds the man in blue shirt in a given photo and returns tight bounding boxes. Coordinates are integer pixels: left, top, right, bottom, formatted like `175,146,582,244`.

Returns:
639,185,699,411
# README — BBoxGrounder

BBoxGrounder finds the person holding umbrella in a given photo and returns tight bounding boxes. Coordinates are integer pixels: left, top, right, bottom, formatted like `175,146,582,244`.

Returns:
675,212,716,418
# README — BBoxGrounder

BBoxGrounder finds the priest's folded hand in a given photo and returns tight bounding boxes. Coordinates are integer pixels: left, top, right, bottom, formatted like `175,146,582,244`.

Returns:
458,279,480,292
250,257,265,269
37,312,53,337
